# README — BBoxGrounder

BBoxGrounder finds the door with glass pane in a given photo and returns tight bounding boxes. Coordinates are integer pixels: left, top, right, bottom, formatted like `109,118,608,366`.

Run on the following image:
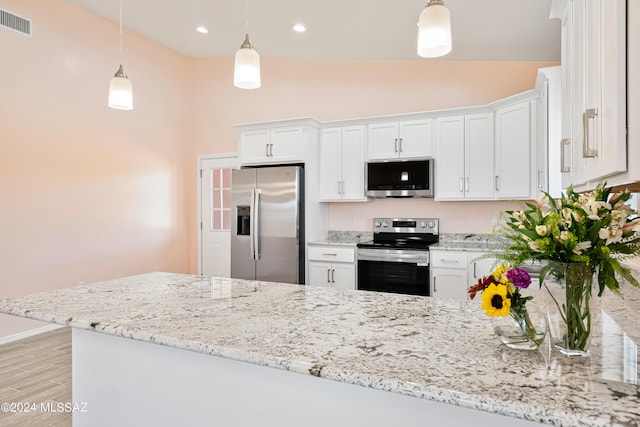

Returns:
199,155,239,277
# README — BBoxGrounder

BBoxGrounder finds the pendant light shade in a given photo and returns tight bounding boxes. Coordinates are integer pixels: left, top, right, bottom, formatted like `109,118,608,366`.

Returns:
108,0,133,110
234,34,261,89
417,0,452,58
108,65,133,110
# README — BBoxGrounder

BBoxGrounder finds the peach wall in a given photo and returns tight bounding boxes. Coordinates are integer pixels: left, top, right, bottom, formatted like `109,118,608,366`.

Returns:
0,0,192,336
189,58,555,242
0,0,556,337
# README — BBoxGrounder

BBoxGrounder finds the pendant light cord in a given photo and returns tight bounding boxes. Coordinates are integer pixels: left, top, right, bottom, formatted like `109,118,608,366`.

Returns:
119,0,124,65
245,0,249,34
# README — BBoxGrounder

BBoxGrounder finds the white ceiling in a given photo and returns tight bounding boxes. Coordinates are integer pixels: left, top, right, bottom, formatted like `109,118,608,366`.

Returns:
65,0,561,61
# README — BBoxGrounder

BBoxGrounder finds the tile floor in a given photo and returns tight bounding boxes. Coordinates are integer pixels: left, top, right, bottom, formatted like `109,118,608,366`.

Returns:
0,328,72,427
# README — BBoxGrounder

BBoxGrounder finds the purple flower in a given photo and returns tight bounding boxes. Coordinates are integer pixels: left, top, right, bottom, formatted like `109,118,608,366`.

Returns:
507,267,531,289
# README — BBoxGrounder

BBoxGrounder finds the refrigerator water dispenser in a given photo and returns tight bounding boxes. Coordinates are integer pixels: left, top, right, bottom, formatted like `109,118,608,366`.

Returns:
236,206,251,235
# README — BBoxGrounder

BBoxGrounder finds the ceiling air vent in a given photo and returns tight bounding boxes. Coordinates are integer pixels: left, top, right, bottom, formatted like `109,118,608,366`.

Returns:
0,9,32,36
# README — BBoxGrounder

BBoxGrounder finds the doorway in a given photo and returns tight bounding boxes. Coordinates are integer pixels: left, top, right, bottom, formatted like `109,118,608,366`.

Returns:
198,154,239,277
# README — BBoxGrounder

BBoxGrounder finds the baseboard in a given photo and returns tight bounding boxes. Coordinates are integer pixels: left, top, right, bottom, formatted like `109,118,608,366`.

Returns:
0,324,65,345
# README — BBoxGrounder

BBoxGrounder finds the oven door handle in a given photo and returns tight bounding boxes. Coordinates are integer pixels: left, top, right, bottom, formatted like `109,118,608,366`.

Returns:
357,249,429,264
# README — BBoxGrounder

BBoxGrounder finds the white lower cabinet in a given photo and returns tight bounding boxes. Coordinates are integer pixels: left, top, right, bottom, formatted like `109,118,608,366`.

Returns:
430,250,492,301
308,246,356,290
430,250,469,300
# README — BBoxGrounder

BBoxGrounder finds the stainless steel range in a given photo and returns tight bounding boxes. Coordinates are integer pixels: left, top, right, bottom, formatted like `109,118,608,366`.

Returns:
357,218,439,296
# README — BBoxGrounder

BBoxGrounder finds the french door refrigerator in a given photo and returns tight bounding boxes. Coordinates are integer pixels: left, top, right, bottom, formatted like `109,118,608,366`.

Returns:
231,166,304,284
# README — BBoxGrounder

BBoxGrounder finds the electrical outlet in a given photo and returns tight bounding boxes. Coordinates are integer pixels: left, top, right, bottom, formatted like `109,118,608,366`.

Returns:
490,215,498,226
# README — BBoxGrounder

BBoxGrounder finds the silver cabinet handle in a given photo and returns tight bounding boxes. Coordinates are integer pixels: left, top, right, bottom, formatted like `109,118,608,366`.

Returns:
560,138,571,172
582,108,598,158
394,138,399,153
433,276,437,293
537,169,544,189
265,144,270,158
327,269,331,283
323,253,338,256
465,177,469,192
459,177,464,192
399,137,403,152
441,258,459,263
495,176,500,192
473,262,477,278
269,143,274,157
331,269,335,283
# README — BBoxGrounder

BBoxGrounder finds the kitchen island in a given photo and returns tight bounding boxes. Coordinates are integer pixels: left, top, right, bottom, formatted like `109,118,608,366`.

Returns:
1,272,639,426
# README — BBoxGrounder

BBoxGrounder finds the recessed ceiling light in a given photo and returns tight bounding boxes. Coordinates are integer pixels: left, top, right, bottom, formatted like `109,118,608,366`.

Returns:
292,24,306,33
196,26,209,34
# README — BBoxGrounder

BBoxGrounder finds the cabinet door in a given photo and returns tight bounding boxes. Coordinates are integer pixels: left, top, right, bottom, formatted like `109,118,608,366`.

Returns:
468,254,494,283
340,126,366,201
562,0,626,188
308,262,332,287
431,268,468,301
240,130,270,165
367,122,399,160
399,119,433,159
583,0,626,182
270,127,302,163
495,101,533,199
319,128,342,201
560,2,575,188
465,113,495,199
331,263,356,290
434,116,465,200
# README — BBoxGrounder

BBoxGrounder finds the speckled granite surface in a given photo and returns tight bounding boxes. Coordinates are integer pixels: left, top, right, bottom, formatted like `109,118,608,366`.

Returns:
1,272,640,426
310,231,499,251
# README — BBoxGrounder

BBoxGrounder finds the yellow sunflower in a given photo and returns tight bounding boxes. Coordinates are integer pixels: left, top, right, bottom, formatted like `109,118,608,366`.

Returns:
480,283,511,317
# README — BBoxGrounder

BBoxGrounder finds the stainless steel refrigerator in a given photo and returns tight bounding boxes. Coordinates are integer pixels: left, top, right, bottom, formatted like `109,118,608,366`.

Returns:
231,166,304,284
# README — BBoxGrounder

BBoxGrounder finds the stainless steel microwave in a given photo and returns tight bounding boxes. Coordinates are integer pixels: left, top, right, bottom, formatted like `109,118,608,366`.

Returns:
366,159,434,198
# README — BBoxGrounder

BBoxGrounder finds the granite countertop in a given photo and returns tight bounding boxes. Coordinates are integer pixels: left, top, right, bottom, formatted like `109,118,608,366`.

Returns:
429,241,493,252
2,272,640,426
308,231,373,247
308,231,498,251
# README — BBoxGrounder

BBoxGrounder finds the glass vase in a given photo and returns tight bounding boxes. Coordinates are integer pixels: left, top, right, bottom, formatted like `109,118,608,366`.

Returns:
491,305,547,350
542,261,598,357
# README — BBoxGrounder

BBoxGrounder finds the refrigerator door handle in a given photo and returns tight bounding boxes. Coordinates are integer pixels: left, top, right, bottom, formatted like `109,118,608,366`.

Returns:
249,189,256,260
253,189,262,260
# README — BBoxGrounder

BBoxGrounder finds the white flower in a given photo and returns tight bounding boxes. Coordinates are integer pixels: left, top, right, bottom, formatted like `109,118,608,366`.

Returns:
599,227,623,245
622,217,640,232
559,230,569,241
572,241,592,255
535,225,548,236
528,240,542,252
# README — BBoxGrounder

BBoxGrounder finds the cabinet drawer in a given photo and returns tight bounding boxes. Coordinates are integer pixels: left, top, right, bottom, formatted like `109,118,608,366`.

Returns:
308,246,355,263
430,251,467,269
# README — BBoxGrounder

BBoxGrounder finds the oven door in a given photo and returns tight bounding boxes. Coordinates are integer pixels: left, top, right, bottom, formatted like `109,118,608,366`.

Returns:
357,248,429,296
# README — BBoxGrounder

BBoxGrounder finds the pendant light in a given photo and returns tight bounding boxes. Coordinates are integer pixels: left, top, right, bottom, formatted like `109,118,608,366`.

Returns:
233,0,261,89
108,0,133,110
417,0,452,58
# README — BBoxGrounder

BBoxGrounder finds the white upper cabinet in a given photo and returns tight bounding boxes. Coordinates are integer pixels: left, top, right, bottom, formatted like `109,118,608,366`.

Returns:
240,126,303,165
494,100,535,199
435,113,494,200
367,119,433,160
557,0,626,188
319,126,366,202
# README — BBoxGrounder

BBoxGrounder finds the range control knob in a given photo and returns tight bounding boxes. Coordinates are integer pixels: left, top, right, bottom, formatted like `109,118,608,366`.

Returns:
428,221,436,229
420,221,427,228
382,221,389,228
374,221,382,228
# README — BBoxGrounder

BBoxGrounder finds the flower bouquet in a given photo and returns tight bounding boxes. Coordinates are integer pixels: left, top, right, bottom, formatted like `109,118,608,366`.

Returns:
491,181,640,355
469,263,546,350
